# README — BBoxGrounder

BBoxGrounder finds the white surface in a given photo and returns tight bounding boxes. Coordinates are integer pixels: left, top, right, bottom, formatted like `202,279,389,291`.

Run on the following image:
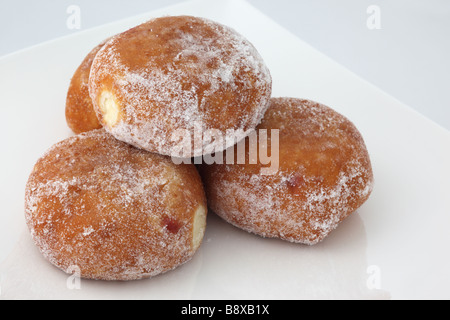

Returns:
1,0,450,299
1,0,449,132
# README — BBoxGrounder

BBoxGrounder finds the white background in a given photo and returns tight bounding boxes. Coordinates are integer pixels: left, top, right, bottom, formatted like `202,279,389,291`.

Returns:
1,0,449,131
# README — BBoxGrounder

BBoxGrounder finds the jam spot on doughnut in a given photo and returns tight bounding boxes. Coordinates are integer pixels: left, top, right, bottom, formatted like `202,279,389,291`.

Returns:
162,216,181,234
286,173,305,191
99,90,120,127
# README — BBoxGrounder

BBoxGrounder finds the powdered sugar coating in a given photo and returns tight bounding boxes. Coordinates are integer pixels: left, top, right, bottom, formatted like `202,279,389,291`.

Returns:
89,15,272,157
199,98,374,245
24,129,207,280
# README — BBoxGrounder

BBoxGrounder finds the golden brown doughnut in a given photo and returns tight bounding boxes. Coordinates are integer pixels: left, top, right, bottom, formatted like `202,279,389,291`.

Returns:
24,129,207,280
65,40,109,134
89,15,272,158
198,98,374,245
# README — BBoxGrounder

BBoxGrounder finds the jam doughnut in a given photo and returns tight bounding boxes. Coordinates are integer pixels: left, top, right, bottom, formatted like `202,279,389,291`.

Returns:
24,129,207,280
198,98,374,245
89,15,272,158
65,39,109,133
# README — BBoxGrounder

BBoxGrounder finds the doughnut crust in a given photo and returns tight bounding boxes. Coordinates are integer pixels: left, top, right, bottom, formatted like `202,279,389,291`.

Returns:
199,98,374,245
65,40,108,134
24,129,207,280
89,15,272,158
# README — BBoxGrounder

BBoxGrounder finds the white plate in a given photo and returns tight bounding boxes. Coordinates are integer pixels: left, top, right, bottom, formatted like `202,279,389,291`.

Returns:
1,0,449,300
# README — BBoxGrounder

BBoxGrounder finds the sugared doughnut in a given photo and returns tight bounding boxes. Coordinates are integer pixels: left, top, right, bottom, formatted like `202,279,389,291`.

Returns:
89,15,272,158
24,129,207,280
65,39,109,134
198,98,374,245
